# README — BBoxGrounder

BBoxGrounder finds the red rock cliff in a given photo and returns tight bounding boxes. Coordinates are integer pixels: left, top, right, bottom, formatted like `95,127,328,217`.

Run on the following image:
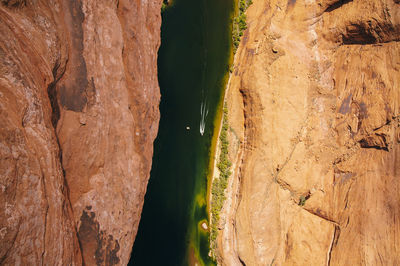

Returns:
219,0,400,265
0,0,161,264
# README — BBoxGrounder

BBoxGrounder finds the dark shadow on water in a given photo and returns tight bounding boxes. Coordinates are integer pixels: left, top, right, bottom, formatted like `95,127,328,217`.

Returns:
129,0,233,265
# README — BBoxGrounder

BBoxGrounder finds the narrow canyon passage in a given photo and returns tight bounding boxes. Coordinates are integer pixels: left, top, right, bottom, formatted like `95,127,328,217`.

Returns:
1,0,399,265
129,0,233,265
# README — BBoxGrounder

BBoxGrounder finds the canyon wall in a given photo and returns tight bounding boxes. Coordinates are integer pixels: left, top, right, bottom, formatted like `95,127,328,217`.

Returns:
221,0,400,265
0,0,161,265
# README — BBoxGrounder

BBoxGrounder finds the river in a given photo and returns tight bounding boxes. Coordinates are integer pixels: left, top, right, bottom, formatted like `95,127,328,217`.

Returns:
129,0,233,265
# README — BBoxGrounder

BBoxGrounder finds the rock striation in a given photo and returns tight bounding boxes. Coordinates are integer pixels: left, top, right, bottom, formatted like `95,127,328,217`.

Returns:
220,0,400,265
0,0,161,265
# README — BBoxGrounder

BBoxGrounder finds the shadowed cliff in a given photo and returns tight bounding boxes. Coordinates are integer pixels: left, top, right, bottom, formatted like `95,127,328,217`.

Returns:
0,0,161,264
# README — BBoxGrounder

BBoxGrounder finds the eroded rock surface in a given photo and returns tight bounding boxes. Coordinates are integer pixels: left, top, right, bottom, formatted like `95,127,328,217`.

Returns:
221,0,400,265
0,0,161,265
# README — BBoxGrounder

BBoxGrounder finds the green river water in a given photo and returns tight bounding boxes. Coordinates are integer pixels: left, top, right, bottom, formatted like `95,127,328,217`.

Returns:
129,0,233,265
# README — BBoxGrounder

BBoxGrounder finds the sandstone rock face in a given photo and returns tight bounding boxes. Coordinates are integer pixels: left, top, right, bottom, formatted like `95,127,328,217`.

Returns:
0,0,161,265
221,0,400,265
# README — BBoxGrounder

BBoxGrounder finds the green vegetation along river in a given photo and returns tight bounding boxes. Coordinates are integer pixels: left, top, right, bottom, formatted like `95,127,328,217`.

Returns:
129,0,234,265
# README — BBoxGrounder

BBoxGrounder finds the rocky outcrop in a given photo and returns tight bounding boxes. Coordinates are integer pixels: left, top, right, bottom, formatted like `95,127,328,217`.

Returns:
220,0,400,265
0,0,161,265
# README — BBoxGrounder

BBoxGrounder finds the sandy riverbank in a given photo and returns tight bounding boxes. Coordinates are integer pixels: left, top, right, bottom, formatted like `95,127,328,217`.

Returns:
208,70,244,264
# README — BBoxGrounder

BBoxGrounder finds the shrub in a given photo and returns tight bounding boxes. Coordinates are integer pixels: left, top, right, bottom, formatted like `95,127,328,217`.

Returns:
299,195,306,206
209,105,232,259
232,0,253,54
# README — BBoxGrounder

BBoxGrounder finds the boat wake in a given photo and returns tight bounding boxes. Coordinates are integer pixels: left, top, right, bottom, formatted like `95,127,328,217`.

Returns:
200,101,208,136
199,7,209,137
